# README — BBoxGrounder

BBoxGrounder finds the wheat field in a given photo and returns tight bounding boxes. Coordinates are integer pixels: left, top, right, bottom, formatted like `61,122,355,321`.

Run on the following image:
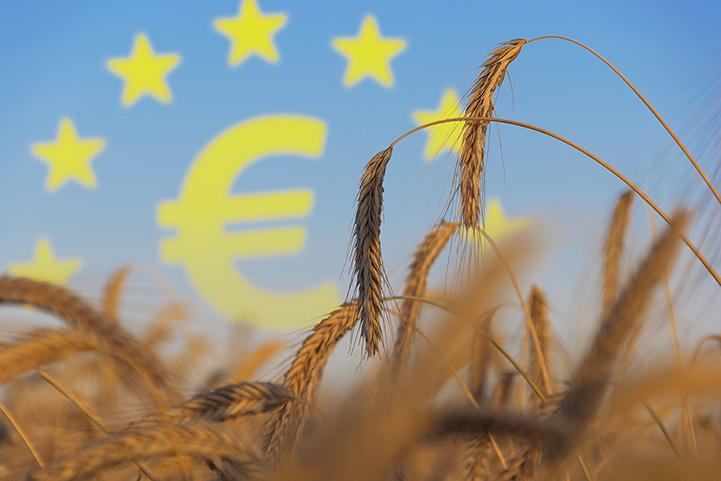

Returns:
2,36,721,481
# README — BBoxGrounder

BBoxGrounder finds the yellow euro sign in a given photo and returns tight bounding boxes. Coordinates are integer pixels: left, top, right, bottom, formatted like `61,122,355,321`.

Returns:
157,115,339,329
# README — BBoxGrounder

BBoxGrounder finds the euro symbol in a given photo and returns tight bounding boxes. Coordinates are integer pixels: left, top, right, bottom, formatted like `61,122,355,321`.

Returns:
157,115,339,329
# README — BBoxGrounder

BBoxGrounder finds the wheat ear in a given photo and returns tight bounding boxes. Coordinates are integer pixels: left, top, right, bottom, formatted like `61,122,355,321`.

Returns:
461,436,489,481
26,423,261,481
262,302,358,463
140,381,292,425
459,39,525,227
102,264,132,324
0,329,96,385
352,147,394,357
391,221,458,380
0,276,170,394
601,191,634,317
528,286,552,398
549,211,689,467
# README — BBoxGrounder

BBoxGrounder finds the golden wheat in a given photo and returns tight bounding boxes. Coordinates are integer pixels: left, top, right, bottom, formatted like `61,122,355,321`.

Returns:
392,221,458,380
1,36,719,481
352,148,394,357
459,39,525,228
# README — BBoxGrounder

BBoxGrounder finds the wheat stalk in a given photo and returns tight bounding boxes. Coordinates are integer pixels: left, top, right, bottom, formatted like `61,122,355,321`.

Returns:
526,35,721,207
392,116,721,288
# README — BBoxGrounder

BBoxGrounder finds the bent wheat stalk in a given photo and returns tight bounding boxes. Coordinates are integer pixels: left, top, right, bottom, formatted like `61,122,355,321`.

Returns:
389,116,721,288
525,35,721,206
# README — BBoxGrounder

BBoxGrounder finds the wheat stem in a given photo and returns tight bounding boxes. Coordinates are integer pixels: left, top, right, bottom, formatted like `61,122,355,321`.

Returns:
469,226,553,395
389,116,721,288
525,35,721,206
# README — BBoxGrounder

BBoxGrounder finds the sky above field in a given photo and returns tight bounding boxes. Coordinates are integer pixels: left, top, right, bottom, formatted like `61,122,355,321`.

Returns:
1,0,720,338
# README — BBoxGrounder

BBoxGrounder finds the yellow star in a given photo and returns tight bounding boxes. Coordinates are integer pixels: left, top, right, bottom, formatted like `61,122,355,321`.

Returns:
30,118,105,192
106,33,181,107
213,0,288,66
465,198,531,246
8,238,82,286
332,15,407,88
412,88,464,161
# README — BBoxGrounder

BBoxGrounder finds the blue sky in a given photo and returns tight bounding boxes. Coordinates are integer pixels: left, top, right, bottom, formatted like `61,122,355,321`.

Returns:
1,0,719,335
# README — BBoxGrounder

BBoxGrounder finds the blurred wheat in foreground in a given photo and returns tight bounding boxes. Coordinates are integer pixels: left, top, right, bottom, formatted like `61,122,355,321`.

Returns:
2,36,721,481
